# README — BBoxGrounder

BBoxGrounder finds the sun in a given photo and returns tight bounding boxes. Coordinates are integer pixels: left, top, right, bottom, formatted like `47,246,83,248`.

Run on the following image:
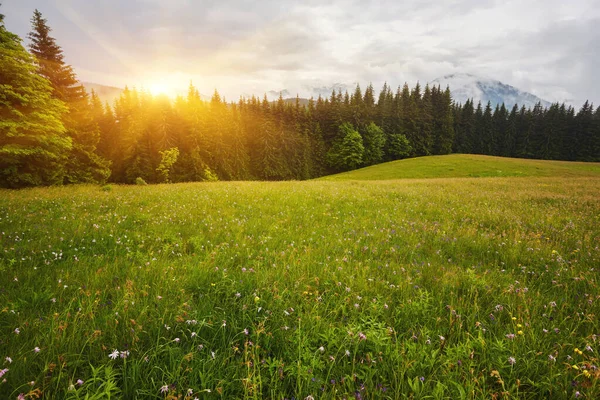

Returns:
148,82,169,96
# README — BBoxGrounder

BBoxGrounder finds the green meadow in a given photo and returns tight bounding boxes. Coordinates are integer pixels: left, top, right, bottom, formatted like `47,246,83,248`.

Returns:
320,154,600,180
1,156,599,399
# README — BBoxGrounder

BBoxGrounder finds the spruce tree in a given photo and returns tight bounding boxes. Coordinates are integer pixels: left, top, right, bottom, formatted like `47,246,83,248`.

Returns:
0,7,71,187
28,9,110,183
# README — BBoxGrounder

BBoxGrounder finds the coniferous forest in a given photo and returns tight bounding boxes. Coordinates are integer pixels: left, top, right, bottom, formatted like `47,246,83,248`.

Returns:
1,8,599,188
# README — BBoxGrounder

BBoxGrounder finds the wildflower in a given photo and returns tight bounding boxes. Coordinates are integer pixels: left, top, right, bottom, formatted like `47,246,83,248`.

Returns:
211,351,216,359
439,336,445,342
517,330,524,335
516,324,522,328
549,355,556,362
17,394,25,400
572,365,579,370
157,296,162,300
583,370,591,378
586,345,593,352
254,296,260,303
174,338,180,343
160,384,169,394
235,292,241,298
575,348,583,355
575,391,581,398
358,332,367,341
109,350,119,360
191,332,197,337
120,351,130,359
222,320,227,327
318,346,325,353
5,357,12,364
508,356,516,365
354,303,359,309
14,328,20,335
243,329,249,335
76,379,84,386
0,369,8,378
384,303,389,309
34,347,40,353
506,333,516,340
345,349,351,357
187,388,194,396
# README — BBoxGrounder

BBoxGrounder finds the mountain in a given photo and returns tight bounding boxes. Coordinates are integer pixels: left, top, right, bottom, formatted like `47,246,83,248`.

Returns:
81,82,124,105
260,83,355,102
429,73,551,109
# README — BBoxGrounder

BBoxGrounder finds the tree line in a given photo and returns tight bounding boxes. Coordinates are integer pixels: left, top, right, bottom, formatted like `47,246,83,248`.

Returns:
1,7,599,188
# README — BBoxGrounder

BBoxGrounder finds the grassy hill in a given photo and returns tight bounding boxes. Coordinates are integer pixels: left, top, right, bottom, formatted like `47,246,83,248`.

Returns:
319,154,600,180
1,174,599,397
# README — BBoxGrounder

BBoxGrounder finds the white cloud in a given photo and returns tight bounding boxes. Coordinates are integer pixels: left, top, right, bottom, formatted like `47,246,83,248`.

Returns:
2,0,598,106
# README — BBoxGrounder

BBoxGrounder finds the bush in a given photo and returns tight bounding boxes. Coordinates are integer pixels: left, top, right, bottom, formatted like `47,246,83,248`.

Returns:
135,177,147,185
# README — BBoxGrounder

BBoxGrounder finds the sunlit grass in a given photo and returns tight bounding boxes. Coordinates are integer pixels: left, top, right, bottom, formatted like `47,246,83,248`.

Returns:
319,154,600,181
0,174,599,398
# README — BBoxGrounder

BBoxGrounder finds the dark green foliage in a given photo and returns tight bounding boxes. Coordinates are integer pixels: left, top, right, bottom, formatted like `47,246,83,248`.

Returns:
2,3,598,187
28,9,110,184
0,11,71,188
326,123,364,171
361,122,386,166
387,132,412,160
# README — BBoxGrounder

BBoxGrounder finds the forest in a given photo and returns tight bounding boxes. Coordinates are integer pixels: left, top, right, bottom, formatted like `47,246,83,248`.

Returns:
1,8,599,188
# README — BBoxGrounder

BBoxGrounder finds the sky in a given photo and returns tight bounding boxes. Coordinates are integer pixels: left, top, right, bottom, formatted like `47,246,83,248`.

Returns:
2,0,599,106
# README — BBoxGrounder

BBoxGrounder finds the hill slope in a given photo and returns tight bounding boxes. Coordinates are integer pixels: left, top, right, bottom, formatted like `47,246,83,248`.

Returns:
319,154,600,181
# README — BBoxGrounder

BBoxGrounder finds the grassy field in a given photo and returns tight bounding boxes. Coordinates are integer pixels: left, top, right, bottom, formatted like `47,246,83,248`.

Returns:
1,157,599,399
319,154,600,180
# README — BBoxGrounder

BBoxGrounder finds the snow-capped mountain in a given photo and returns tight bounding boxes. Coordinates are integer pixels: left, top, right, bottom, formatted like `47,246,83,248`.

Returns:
429,73,551,109
261,83,355,101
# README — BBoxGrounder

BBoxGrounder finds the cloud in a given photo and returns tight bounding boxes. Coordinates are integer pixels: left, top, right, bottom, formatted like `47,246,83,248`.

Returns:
1,0,598,105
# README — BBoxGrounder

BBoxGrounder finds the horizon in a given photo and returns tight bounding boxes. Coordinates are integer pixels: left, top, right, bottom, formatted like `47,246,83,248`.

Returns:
2,0,599,107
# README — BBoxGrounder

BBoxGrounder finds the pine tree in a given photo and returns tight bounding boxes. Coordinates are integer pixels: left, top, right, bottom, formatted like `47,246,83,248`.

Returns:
0,8,71,187
28,9,110,183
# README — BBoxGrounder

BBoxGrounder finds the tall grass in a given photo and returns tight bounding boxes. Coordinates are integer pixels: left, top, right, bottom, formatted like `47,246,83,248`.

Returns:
0,175,599,399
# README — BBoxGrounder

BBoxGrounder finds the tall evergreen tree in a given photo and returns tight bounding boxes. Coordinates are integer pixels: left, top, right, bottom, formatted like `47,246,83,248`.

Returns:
0,7,71,187
28,9,110,183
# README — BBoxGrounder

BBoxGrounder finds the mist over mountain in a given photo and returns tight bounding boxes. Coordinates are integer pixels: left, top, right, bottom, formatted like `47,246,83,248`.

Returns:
82,82,124,105
429,73,552,109
85,74,554,111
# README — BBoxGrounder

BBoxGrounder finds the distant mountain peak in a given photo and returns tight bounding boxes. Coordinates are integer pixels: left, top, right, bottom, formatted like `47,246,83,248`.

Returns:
429,74,550,109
